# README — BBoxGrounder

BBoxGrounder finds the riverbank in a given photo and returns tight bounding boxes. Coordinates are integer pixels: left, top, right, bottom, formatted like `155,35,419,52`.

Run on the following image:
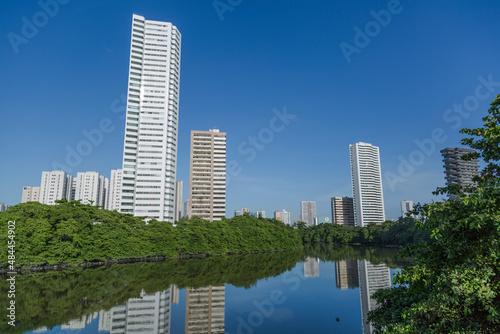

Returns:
0,247,302,274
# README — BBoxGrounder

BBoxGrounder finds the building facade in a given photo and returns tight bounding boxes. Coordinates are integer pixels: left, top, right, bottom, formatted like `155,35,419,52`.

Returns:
313,216,331,225
119,14,182,222
400,200,415,218
174,180,183,222
181,199,189,219
39,171,72,205
0,203,9,212
300,201,317,227
331,196,355,227
274,209,291,226
106,169,123,211
440,147,479,192
350,142,385,227
188,129,226,221
256,210,266,218
21,186,40,203
74,171,107,207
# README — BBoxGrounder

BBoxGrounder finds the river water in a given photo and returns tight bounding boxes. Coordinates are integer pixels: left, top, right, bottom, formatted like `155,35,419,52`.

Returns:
2,245,410,334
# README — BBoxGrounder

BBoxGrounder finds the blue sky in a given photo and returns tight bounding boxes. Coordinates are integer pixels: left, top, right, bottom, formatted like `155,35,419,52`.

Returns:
1,0,500,220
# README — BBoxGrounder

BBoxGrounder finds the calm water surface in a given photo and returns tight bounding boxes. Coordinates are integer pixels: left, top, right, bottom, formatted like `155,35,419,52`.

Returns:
3,246,410,334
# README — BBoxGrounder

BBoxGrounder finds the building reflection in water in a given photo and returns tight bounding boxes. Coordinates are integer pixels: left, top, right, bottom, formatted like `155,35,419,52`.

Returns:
335,259,359,290
98,284,177,333
185,285,225,334
358,260,392,334
303,257,320,277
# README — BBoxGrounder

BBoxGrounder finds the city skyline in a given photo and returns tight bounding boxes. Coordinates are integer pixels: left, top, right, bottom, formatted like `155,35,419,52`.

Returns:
2,1,500,221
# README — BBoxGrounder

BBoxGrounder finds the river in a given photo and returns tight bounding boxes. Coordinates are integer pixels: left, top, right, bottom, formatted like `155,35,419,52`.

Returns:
1,245,411,334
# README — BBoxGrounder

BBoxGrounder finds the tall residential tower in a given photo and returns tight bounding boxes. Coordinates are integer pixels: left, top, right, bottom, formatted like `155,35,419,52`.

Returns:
188,129,226,221
331,196,355,227
350,142,385,227
119,14,182,222
300,201,317,227
441,147,479,191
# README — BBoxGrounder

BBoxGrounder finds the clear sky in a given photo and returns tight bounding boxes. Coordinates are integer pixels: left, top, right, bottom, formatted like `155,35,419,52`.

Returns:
1,0,500,221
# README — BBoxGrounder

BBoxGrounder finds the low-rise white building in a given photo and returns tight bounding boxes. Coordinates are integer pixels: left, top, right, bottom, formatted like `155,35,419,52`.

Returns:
21,186,40,203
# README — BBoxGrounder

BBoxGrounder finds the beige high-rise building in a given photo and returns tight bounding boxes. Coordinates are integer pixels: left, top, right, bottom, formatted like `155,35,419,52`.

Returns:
188,129,226,221
185,286,225,334
331,196,355,227
21,186,40,203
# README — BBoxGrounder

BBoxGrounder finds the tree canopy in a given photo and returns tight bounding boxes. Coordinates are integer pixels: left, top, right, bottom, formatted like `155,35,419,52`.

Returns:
0,201,302,266
368,94,500,333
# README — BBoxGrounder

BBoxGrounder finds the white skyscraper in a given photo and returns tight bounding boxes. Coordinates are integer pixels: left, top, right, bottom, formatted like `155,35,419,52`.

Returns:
74,171,107,207
21,186,40,203
106,169,123,211
350,142,385,227
401,200,415,218
39,171,72,205
300,201,317,227
119,14,182,222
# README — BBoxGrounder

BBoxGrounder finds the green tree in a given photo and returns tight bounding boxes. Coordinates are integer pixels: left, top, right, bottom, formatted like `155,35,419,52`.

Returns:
368,94,500,333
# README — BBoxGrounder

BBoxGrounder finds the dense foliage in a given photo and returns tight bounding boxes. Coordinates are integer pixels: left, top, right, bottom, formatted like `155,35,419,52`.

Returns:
0,250,302,333
0,201,302,265
368,94,500,333
299,217,430,246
